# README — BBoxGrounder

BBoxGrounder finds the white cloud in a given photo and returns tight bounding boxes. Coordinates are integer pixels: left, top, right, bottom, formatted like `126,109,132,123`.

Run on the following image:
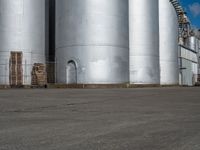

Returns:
189,2,200,17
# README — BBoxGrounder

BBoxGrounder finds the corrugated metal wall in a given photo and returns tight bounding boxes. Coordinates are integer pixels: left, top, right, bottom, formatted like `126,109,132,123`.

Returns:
179,46,198,86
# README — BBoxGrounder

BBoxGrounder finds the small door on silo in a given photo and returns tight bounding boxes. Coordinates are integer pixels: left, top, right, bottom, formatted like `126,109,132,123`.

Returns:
66,61,77,84
9,52,23,86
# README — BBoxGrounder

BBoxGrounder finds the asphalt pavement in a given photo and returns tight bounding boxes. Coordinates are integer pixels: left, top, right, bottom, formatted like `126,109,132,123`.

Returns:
0,87,200,150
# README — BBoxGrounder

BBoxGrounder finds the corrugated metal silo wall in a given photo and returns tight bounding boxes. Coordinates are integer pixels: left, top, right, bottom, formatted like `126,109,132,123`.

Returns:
129,0,160,84
185,36,197,52
56,0,129,84
0,0,46,85
159,0,179,85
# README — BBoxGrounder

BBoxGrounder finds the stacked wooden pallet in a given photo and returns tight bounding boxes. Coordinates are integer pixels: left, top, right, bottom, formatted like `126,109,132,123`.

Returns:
31,63,47,86
9,52,23,86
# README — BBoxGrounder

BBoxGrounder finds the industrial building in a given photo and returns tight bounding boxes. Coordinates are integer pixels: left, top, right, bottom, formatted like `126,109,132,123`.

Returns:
179,32,200,86
0,0,199,87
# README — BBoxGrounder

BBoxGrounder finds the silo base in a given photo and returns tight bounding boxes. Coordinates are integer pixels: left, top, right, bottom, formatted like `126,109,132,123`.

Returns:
47,84,161,89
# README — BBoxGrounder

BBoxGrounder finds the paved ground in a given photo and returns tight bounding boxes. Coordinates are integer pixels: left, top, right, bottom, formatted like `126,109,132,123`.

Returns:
0,87,200,150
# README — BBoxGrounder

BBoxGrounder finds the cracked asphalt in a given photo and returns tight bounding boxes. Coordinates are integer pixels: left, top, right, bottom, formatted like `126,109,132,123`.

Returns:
0,87,200,150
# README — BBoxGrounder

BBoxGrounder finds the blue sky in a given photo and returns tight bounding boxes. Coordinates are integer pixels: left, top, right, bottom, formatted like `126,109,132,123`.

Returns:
180,0,200,28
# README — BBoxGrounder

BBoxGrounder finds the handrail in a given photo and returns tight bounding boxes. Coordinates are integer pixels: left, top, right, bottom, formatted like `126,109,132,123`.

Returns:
169,0,191,38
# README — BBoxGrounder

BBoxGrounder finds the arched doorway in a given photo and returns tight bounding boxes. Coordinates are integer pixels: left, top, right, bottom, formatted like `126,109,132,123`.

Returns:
66,60,77,84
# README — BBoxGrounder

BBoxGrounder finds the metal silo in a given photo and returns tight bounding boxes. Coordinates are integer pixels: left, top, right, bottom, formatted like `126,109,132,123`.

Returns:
196,38,200,52
186,36,197,51
56,0,129,84
198,39,200,53
159,0,179,85
129,0,160,84
0,0,46,85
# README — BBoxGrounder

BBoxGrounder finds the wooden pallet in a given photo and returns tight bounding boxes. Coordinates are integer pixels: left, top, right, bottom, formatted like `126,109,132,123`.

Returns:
9,52,23,86
31,63,47,86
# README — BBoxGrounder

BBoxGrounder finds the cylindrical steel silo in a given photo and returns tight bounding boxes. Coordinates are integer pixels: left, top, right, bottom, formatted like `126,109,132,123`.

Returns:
195,38,199,52
198,39,200,53
56,0,129,84
0,0,46,85
129,0,160,84
186,36,196,51
159,0,179,85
